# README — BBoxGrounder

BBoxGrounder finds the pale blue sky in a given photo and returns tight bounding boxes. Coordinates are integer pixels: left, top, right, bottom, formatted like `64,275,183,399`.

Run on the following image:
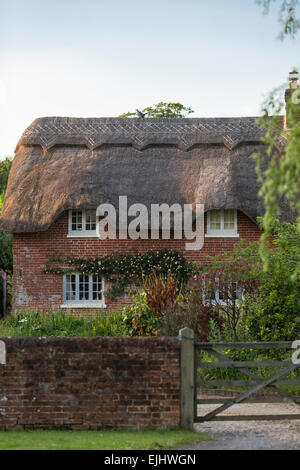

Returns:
0,0,299,157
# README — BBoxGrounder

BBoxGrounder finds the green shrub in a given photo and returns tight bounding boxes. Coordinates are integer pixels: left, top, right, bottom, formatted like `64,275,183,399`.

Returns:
121,292,159,336
245,221,300,341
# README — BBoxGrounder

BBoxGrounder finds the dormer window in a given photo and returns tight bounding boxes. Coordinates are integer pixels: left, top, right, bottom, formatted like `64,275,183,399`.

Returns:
206,209,239,237
68,210,97,237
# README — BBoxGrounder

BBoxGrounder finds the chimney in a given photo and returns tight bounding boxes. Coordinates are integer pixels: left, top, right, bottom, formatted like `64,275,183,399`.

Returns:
284,69,300,128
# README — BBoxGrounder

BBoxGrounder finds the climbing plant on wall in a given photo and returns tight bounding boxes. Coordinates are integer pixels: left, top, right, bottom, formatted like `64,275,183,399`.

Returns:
44,249,193,300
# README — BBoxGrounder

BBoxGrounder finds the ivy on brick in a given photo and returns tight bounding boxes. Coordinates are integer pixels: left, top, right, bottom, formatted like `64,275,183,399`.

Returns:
44,249,193,300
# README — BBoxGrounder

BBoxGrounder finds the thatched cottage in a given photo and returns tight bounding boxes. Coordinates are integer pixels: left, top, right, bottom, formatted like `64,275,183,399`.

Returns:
0,111,290,314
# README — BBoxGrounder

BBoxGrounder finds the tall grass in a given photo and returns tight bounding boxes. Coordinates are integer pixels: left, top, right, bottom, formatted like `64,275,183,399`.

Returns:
0,310,127,337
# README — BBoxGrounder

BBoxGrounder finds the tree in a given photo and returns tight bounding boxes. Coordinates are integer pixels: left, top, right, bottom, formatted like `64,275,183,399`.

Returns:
245,220,300,341
254,1,300,276
256,0,300,39
0,157,13,194
191,241,261,341
0,158,13,316
119,102,194,118
0,157,13,274
191,220,299,341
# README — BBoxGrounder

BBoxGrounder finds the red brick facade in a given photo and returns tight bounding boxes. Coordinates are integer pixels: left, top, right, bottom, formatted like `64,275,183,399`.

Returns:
12,210,262,314
0,337,180,430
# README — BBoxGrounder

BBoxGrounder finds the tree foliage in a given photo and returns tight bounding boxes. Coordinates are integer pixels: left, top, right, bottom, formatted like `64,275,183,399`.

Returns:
0,157,13,274
254,1,300,275
119,102,194,118
245,220,300,340
190,220,299,341
0,157,12,194
0,157,13,316
191,240,261,341
256,0,300,38
253,86,300,268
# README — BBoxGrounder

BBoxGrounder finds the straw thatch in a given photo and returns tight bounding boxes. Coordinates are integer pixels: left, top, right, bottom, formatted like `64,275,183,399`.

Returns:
0,116,290,233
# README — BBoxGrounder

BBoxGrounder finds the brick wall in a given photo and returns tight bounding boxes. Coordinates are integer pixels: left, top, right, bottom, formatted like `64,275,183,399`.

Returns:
0,336,180,430
12,210,262,314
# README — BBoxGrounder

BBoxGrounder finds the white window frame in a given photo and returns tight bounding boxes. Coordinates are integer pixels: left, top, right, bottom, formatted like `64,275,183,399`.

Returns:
61,273,106,308
203,278,244,306
67,209,98,238
205,209,239,238
214,281,243,306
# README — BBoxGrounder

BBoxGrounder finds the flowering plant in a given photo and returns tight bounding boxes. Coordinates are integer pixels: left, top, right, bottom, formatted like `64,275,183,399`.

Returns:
44,249,192,300
122,292,159,336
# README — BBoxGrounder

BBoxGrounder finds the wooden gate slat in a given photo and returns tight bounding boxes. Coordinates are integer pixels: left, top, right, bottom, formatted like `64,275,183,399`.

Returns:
197,379,300,386
196,414,300,422
195,342,294,349
197,397,300,404
199,361,291,368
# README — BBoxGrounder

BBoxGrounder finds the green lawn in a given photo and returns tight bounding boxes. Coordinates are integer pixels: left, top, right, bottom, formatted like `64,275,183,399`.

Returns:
0,429,212,450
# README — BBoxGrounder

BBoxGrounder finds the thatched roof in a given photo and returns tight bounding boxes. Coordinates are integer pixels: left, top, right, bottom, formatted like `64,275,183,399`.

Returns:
0,116,289,233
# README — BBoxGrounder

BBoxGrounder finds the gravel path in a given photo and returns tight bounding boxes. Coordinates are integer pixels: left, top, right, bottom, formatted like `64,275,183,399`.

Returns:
180,402,300,450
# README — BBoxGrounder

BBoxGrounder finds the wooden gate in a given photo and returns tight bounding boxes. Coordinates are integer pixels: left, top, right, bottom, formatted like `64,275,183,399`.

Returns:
194,341,300,422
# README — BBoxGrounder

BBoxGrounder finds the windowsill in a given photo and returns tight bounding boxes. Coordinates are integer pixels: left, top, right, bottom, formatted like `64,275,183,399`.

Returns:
60,303,106,309
67,233,98,238
206,299,244,306
205,233,240,238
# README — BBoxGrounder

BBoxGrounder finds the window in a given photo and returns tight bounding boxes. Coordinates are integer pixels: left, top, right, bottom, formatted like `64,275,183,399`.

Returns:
68,210,97,237
206,209,239,237
202,278,243,306
62,273,105,308
214,280,243,305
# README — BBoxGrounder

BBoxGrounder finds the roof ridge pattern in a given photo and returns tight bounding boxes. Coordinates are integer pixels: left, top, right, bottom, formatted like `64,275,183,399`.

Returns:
16,116,267,152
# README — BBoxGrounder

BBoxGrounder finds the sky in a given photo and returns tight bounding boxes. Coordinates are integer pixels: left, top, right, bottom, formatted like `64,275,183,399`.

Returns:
0,0,299,158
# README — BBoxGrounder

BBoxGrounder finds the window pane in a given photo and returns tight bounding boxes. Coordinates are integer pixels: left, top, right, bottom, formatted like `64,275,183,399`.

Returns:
85,210,96,231
71,210,83,231
236,284,243,299
209,210,221,230
66,274,76,301
218,287,225,301
92,275,103,301
224,209,235,230
65,273,104,304
217,281,227,301
79,274,89,300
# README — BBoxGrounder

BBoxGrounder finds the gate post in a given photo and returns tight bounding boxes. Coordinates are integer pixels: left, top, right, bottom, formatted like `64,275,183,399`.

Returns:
179,327,195,429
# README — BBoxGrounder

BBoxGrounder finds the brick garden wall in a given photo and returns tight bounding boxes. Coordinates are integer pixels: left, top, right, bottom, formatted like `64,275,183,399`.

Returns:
0,336,180,430
12,210,262,314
